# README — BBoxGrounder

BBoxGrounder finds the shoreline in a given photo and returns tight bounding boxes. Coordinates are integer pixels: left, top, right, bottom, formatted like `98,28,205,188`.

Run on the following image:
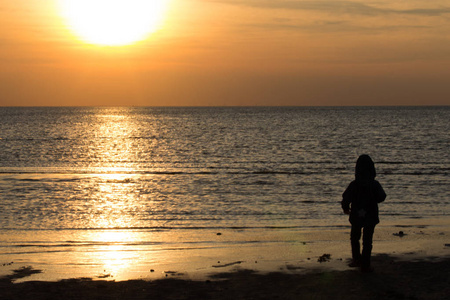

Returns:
1,222,449,299
1,254,450,300
1,222,449,283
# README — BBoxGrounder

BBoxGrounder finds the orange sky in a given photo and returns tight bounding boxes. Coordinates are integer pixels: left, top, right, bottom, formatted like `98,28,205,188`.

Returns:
1,0,450,106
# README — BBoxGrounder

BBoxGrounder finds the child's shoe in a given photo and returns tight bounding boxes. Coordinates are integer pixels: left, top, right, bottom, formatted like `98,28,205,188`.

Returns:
348,260,361,268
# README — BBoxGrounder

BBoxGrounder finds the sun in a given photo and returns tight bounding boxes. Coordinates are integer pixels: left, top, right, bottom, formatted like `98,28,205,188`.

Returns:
59,0,169,46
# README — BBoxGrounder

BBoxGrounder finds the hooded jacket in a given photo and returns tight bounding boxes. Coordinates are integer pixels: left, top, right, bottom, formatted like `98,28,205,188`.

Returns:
342,155,386,226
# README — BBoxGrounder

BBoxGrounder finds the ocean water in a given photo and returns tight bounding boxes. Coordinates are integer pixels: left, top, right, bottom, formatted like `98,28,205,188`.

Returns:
0,106,449,280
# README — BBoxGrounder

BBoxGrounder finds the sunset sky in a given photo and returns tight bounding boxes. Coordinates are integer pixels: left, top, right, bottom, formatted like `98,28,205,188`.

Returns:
1,0,450,106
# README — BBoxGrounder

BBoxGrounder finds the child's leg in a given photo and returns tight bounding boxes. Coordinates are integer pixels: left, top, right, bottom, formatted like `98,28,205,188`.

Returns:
350,225,362,263
361,225,375,270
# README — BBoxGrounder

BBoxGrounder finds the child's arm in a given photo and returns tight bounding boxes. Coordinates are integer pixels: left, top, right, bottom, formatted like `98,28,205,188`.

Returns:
341,181,355,214
374,181,387,203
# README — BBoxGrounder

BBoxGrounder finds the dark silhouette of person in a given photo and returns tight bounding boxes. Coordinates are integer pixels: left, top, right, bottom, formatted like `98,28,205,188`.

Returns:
342,154,386,272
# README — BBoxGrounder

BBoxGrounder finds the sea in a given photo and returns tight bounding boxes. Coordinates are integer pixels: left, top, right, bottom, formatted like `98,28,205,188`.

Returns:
0,106,449,280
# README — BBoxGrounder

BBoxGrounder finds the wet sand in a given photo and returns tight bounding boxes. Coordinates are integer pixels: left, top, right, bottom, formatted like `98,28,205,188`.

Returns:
2,221,449,283
1,254,450,300
1,222,449,299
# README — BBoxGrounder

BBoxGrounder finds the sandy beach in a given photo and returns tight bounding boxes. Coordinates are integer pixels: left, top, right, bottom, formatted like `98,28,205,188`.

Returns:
1,221,448,281
1,254,449,300
1,222,449,300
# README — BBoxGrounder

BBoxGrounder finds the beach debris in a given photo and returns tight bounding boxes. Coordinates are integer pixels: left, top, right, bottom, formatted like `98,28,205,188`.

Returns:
217,232,222,236
445,244,450,248
97,273,112,279
318,254,331,263
150,269,155,272
1,262,13,266
393,231,406,237
163,271,184,277
286,264,303,271
212,261,243,268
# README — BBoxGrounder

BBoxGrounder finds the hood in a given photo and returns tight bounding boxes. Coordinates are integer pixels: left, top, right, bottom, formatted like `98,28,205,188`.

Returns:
355,154,376,181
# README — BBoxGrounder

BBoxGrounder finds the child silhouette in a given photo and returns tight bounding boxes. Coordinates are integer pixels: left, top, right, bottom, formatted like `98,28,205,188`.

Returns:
342,155,386,272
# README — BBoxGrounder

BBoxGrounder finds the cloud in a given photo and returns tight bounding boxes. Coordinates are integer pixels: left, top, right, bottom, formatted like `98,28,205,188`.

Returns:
208,0,450,17
243,19,431,35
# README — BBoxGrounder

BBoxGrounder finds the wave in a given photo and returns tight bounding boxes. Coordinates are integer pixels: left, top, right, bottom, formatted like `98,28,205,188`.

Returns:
0,224,351,232
1,170,447,180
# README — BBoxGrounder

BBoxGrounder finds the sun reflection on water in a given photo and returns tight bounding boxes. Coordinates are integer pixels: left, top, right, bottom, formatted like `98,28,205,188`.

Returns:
84,230,142,279
84,110,146,277
86,109,143,230
88,110,141,172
